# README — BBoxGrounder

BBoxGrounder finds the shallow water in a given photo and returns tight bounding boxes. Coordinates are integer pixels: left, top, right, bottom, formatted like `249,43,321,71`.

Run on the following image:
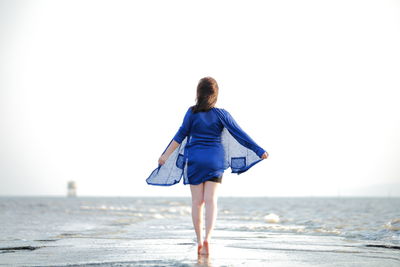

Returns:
0,197,399,266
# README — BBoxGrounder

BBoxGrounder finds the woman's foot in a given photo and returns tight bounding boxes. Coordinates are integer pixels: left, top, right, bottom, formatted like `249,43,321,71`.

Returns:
201,240,209,255
197,243,203,255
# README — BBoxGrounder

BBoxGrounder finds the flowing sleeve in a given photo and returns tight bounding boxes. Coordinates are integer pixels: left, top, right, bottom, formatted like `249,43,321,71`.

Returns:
172,107,192,144
221,109,266,158
146,107,192,186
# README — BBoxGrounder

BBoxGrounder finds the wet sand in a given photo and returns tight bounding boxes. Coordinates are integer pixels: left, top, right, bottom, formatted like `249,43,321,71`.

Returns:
1,227,399,266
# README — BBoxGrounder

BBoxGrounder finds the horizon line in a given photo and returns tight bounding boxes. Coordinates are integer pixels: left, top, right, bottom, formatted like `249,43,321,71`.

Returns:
0,195,399,198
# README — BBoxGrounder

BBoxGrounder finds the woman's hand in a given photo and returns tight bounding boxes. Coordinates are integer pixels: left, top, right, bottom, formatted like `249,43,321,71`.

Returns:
158,154,168,165
261,152,269,159
158,141,179,166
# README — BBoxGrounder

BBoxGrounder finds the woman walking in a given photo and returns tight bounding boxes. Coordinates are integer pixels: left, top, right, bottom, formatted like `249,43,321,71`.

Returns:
147,77,268,255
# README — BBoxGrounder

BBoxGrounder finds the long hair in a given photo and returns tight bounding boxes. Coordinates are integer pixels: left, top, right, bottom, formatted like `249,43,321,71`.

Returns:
192,77,219,113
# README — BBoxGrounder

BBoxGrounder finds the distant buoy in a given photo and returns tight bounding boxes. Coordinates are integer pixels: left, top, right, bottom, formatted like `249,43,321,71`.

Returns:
264,213,280,223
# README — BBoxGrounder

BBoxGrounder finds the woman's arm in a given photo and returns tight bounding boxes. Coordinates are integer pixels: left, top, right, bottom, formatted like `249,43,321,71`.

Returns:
158,140,180,165
172,107,192,144
222,109,268,159
158,107,192,165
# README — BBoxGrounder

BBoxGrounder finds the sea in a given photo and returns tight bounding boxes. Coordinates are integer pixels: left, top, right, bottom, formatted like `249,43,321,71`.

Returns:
0,197,399,267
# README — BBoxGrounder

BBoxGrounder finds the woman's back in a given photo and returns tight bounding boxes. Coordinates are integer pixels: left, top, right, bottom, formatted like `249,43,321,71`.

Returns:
149,78,267,187
189,107,224,145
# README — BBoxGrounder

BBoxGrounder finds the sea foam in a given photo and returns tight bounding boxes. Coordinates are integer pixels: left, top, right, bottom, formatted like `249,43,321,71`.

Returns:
264,213,280,223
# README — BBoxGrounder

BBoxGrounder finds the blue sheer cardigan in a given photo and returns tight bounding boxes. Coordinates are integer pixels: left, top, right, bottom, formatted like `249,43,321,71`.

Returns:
146,107,267,186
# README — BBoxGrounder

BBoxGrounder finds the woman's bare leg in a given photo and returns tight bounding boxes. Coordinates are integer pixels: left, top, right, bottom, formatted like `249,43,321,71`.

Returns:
190,183,205,247
203,181,220,249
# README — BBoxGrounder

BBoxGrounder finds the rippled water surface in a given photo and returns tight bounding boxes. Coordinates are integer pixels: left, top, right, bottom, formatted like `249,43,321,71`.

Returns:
0,197,399,266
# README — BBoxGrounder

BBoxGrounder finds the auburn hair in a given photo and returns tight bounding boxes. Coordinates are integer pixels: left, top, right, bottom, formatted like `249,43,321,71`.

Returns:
192,77,219,113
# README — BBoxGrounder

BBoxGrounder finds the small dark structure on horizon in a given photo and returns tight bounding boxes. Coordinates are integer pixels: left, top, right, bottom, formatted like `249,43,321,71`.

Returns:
67,181,77,197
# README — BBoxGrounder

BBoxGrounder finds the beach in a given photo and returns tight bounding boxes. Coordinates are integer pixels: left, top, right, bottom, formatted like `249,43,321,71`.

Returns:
0,197,399,266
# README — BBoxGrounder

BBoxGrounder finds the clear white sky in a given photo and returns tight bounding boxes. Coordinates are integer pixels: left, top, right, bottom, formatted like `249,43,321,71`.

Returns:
1,0,399,197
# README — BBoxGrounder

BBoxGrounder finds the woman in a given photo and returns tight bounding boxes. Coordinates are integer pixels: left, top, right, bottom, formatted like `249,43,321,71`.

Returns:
147,77,268,255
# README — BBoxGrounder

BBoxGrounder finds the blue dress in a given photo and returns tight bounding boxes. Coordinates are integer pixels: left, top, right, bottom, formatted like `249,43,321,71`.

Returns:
146,107,267,186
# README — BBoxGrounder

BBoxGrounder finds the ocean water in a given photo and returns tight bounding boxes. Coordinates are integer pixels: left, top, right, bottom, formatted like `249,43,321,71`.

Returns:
0,197,399,266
